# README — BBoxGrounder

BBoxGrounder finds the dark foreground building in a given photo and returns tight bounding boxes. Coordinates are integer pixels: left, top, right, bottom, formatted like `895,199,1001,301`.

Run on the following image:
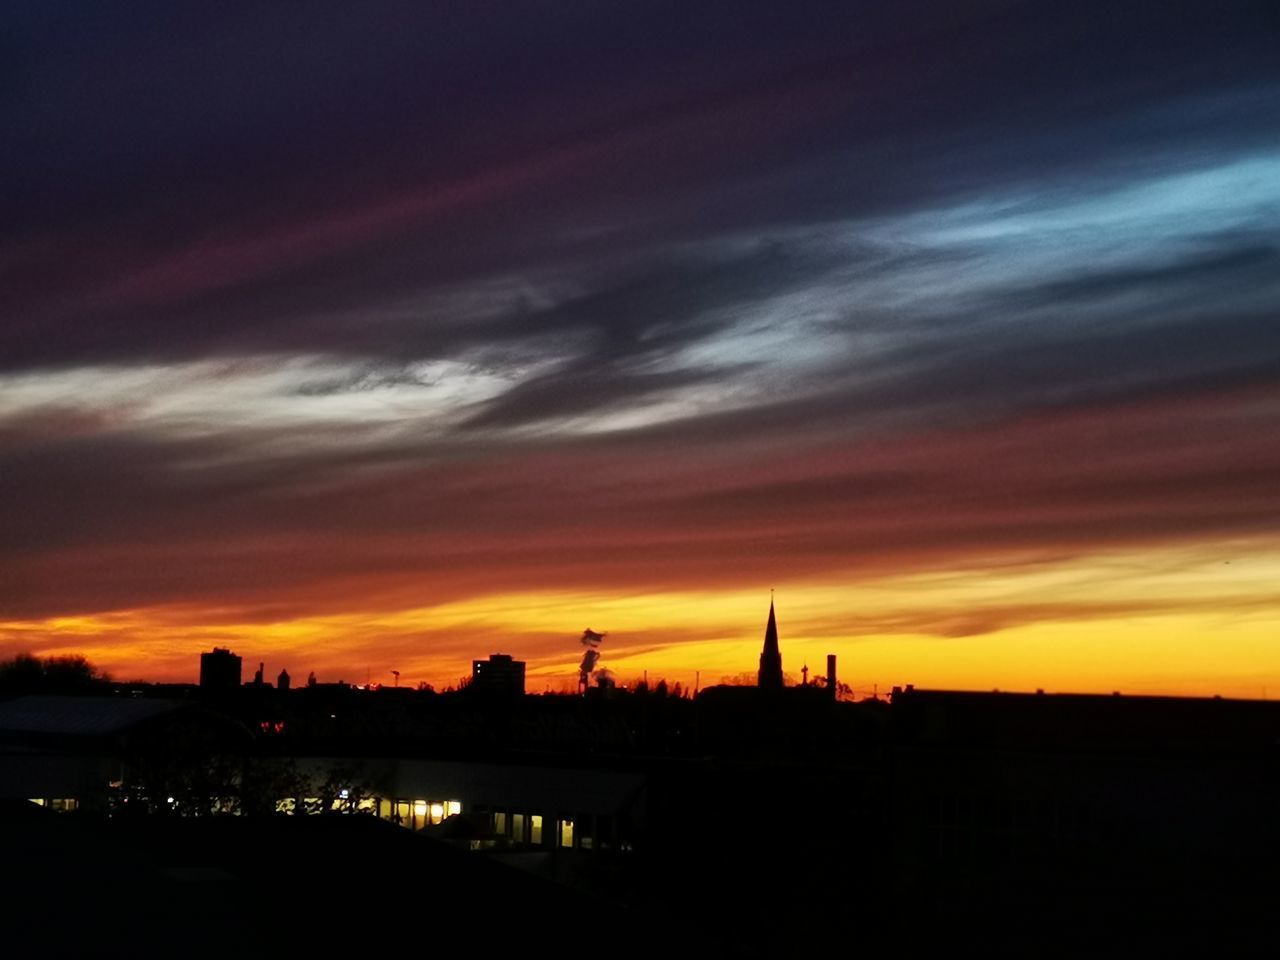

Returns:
1,803,654,957
470,653,526,697
2,681,1278,956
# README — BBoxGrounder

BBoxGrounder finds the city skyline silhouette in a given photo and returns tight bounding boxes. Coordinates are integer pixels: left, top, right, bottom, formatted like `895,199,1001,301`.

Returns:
3,6,1280,952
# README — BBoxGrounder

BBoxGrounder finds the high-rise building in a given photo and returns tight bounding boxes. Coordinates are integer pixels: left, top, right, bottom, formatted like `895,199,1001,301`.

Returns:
471,653,526,696
758,599,783,691
199,647,242,691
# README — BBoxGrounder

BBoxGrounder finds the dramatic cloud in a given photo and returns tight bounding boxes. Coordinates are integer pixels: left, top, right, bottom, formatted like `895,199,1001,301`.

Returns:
3,1,1279,693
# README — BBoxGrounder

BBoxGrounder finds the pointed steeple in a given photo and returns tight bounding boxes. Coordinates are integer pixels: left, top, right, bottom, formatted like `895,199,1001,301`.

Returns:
758,597,783,691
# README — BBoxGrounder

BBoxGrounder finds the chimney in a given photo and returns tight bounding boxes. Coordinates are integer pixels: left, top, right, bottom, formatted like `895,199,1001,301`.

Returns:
826,654,837,701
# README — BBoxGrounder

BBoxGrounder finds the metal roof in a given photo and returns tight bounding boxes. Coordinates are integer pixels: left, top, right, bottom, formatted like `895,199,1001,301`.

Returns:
0,695,187,736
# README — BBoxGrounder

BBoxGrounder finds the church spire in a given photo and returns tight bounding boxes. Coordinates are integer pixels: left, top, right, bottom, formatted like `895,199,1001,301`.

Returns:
758,597,783,691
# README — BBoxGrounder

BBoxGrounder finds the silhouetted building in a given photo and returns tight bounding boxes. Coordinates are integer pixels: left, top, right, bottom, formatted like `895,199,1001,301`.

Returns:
252,662,265,686
277,669,291,691
826,654,837,701
199,648,242,691
757,600,782,690
471,654,526,696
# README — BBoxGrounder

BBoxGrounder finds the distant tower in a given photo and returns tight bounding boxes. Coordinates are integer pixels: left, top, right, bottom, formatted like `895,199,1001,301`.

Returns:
277,668,291,691
471,654,526,697
758,599,783,691
199,648,242,691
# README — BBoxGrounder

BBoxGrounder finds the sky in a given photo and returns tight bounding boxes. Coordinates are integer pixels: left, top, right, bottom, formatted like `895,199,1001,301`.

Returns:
2,1,1279,696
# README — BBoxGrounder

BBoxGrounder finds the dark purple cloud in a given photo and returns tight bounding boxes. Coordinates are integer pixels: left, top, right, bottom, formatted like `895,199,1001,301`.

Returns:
2,0,1279,644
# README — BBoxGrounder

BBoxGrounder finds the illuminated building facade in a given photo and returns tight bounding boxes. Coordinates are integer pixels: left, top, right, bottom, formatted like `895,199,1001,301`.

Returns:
283,756,643,853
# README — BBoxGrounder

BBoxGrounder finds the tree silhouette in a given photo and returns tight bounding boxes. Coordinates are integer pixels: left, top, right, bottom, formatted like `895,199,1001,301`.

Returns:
240,756,308,817
115,711,251,817
302,761,384,815
0,653,111,696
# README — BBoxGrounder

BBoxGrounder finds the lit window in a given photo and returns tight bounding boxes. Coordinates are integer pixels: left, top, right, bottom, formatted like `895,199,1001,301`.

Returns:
530,815,542,844
445,800,461,818
413,800,428,817
511,813,525,843
494,811,506,834
275,798,296,815
559,819,574,848
430,803,444,825
28,798,45,807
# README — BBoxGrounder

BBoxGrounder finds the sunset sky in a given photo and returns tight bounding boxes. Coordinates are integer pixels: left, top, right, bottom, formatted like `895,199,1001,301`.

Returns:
3,2,1279,696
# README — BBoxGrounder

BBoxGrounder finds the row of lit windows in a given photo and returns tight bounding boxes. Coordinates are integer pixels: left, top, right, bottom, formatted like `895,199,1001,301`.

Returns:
31,793,622,852
271,796,462,828
28,798,79,812
384,798,462,829
493,811,554,845
32,791,597,853
492,810,583,848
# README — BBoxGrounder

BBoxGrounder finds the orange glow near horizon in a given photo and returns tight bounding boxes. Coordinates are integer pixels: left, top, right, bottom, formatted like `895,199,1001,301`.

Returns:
3,539,1278,700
